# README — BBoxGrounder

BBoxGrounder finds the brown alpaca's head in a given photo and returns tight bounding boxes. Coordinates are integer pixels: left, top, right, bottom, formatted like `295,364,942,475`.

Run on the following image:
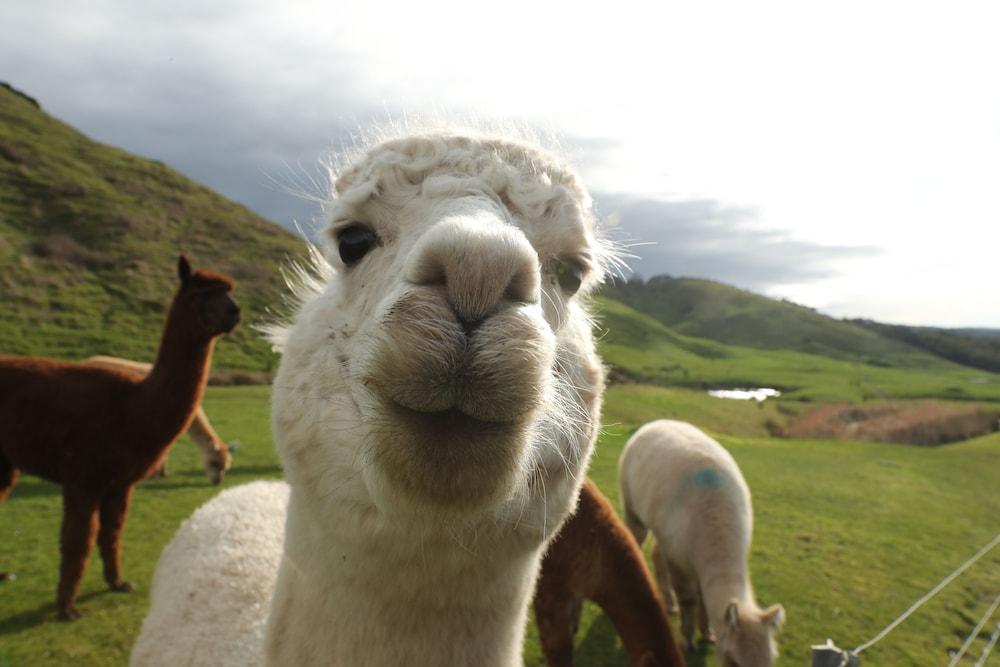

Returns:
175,256,241,339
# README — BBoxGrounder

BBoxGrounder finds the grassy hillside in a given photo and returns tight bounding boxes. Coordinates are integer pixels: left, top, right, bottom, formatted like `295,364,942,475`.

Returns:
602,276,949,369
594,296,1000,404
0,83,308,370
2,385,999,666
852,319,1000,374
955,328,1000,340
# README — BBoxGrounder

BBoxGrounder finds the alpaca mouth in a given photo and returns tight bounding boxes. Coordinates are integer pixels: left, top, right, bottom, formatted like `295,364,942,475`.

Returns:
371,396,530,508
386,401,518,432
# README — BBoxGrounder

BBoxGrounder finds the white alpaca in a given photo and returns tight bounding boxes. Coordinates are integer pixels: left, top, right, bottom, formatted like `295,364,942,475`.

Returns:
131,128,613,666
619,420,784,667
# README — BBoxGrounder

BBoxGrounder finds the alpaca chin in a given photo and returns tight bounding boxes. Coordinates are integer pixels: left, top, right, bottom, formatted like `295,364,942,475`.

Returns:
368,402,535,511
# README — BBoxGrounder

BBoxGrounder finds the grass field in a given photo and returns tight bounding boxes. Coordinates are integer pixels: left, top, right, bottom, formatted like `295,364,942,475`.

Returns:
2,385,999,666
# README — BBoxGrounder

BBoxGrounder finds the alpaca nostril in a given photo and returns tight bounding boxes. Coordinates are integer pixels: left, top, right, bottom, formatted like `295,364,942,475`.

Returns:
457,314,483,338
503,266,540,306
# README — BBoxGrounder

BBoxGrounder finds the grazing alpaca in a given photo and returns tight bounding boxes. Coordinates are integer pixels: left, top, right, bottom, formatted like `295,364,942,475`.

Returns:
619,420,784,666
0,257,239,620
131,129,613,666
83,356,233,484
534,478,685,667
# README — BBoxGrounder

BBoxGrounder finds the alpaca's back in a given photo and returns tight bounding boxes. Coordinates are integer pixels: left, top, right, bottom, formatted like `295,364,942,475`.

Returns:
0,356,144,484
619,420,751,574
131,480,288,667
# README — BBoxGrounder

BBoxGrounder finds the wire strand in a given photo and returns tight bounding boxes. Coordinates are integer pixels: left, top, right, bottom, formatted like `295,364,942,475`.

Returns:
853,531,1000,654
973,622,1000,667
948,591,1000,667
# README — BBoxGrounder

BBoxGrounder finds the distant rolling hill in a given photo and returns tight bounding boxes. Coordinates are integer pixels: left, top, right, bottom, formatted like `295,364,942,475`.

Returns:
953,328,1000,340
601,275,990,371
593,296,1000,403
850,320,1000,374
0,83,308,370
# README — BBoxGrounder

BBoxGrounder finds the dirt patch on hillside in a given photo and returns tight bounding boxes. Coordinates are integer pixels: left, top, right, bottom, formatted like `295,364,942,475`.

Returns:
783,402,1000,445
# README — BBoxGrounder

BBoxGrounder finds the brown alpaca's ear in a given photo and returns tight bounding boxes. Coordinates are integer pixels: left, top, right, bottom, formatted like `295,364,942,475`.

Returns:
725,600,740,631
178,255,192,286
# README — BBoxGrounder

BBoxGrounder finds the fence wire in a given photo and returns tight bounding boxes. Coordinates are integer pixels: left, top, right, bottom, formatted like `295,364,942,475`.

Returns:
852,532,1000,655
948,591,1000,667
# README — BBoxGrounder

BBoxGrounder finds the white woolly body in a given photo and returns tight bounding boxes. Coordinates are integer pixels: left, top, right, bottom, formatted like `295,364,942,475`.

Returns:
619,420,783,667
130,481,288,666
132,129,610,666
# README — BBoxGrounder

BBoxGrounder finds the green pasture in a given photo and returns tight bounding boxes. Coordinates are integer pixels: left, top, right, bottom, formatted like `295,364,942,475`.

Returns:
1,385,999,666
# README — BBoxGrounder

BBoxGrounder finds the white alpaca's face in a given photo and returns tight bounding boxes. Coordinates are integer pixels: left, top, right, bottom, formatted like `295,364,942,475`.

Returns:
718,603,784,667
272,135,606,526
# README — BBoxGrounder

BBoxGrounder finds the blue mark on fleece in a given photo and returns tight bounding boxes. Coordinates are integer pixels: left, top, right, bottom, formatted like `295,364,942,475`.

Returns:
686,468,725,490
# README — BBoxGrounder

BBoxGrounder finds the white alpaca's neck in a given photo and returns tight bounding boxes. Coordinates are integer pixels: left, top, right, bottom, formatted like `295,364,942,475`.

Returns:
264,487,542,667
702,567,752,624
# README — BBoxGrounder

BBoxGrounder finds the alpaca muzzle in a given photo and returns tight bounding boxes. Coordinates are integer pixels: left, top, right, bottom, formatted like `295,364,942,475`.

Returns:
370,286,553,425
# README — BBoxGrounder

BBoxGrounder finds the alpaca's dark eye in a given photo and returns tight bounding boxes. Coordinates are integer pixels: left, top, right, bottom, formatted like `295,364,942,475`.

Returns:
553,258,584,295
337,225,378,266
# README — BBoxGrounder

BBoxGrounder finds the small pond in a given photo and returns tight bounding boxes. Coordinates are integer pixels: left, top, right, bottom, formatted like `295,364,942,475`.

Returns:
707,387,781,402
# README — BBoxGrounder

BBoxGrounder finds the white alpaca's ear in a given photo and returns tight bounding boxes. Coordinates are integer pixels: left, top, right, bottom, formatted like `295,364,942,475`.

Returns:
725,600,740,630
762,603,785,629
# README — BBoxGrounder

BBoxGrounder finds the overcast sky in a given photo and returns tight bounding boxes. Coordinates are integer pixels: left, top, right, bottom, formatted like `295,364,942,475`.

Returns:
3,1,999,327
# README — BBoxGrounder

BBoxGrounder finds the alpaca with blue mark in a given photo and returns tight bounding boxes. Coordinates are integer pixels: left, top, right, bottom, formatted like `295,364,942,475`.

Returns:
619,420,785,667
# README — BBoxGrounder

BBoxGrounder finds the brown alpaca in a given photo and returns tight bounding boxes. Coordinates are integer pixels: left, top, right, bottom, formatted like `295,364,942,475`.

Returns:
534,478,686,667
0,256,239,620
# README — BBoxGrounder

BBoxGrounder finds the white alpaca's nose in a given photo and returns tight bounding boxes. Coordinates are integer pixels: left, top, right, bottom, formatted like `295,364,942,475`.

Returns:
408,213,540,329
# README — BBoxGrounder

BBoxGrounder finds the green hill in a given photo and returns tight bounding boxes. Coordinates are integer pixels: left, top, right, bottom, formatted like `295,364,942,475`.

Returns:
851,319,1000,374
955,328,1000,340
602,275,947,369
594,296,1000,404
0,83,308,370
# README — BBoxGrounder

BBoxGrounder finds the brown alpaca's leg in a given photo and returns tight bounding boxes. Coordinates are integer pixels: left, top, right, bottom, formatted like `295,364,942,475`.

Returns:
98,485,135,592
651,542,679,613
667,560,698,652
0,453,18,502
57,488,100,620
534,594,582,667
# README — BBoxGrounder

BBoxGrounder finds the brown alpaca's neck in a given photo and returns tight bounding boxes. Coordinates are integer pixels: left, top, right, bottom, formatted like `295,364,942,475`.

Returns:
139,300,216,448
595,541,682,667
